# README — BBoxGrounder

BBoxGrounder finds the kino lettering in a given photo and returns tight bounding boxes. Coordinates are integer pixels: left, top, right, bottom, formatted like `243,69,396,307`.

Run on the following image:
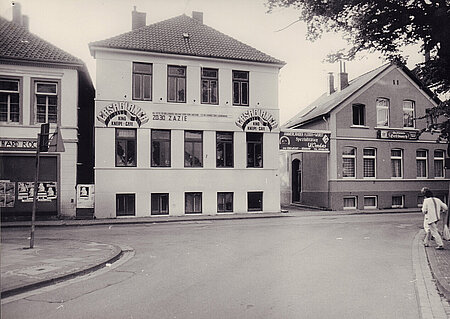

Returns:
235,109,278,131
97,102,149,127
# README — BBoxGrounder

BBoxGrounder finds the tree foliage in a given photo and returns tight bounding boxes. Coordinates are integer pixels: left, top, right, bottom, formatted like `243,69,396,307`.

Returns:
266,0,450,96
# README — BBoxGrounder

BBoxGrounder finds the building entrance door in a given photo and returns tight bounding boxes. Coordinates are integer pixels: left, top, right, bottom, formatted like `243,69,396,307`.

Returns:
292,159,301,202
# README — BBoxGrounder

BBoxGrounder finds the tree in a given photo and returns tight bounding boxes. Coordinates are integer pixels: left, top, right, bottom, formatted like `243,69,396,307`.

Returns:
266,0,450,95
266,0,450,140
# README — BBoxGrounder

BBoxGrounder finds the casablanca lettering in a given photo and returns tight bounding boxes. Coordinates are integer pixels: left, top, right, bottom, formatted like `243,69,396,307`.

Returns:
97,101,149,127
235,109,278,131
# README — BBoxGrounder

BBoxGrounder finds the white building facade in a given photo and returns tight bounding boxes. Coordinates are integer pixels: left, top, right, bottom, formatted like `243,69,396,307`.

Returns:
90,11,284,218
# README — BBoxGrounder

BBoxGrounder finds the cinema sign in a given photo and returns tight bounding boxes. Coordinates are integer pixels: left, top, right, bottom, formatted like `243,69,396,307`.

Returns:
97,101,149,128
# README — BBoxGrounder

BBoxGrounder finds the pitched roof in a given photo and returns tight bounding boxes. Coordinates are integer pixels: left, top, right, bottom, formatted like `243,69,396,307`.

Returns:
283,64,393,128
89,14,285,65
0,16,83,66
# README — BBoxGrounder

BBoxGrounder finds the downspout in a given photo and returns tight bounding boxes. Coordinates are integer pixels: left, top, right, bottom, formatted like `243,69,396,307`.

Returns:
323,114,331,210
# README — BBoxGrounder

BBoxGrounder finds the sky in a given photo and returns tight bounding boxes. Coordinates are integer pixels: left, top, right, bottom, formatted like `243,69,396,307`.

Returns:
0,0,424,124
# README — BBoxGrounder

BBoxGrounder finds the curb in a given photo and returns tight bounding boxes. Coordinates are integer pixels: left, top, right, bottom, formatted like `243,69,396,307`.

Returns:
0,242,123,299
425,242,450,301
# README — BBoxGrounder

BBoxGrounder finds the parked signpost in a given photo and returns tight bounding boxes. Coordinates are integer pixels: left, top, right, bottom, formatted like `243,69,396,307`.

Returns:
29,124,64,249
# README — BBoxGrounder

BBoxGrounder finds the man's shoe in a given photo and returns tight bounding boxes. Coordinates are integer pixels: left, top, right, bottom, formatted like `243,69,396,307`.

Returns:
435,246,444,250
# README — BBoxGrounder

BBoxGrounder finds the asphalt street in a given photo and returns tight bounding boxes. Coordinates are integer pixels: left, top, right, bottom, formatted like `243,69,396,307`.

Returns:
0,213,438,319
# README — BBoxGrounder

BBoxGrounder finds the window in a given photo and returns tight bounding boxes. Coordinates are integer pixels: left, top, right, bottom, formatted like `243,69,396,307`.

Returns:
391,149,403,178
233,70,249,106
116,194,135,216
376,98,389,127
247,133,263,168
116,129,136,167
0,78,19,123
216,132,233,167
403,100,415,128
343,197,357,209
185,192,202,214
416,149,428,178
364,196,377,209
151,193,169,215
392,195,404,208
151,129,170,167
184,131,203,167
363,148,376,178
133,62,152,101
35,81,57,123
248,192,263,211
168,66,186,103
201,68,218,104
352,104,365,126
434,150,445,178
342,147,356,178
217,192,233,213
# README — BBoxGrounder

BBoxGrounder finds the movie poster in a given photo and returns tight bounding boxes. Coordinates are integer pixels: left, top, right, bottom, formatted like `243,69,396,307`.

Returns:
17,182,57,202
0,181,15,207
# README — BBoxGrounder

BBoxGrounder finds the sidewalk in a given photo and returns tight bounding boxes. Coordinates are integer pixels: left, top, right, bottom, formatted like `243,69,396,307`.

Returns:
1,207,449,313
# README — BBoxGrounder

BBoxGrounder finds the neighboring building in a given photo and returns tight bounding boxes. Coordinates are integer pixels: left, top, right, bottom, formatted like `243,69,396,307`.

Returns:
0,5,94,220
89,10,284,218
280,62,448,211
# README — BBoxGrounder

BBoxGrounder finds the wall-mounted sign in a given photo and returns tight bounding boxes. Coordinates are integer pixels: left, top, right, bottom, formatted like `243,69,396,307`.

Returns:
97,101,149,128
76,184,95,208
279,130,331,152
235,109,278,132
17,182,57,202
0,181,15,207
151,111,230,123
377,129,419,140
0,138,37,151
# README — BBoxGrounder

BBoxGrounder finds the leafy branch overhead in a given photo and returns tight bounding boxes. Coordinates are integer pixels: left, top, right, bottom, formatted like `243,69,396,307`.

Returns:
266,0,450,97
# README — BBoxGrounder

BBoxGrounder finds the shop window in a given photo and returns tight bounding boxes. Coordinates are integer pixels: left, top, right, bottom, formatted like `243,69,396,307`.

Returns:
352,104,365,126
247,133,263,168
363,196,377,209
116,129,136,167
248,192,263,211
201,68,218,104
0,78,20,123
217,192,233,213
392,195,404,208
416,149,428,178
232,70,249,106
391,149,403,178
363,148,376,178
151,129,171,167
116,194,135,216
185,192,202,214
216,132,233,167
151,193,169,215
403,100,415,128
34,81,58,124
342,146,356,178
133,62,152,101
376,97,389,127
343,197,357,209
184,131,203,167
434,150,445,178
167,65,186,103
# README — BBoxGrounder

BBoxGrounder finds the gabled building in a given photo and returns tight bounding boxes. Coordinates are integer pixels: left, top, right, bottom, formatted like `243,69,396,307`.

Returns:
0,5,94,220
281,62,448,211
89,9,285,218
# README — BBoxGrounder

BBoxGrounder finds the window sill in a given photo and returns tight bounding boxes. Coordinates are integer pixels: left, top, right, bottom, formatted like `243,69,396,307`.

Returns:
351,125,369,129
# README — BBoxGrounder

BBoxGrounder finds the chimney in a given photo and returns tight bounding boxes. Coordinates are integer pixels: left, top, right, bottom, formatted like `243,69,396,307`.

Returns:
337,61,349,91
132,6,146,30
327,72,335,95
192,11,203,24
12,2,22,25
22,15,29,31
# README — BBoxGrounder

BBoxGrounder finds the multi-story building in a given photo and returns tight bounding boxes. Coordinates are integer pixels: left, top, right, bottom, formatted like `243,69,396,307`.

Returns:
89,10,285,218
0,5,94,220
281,62,448,210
